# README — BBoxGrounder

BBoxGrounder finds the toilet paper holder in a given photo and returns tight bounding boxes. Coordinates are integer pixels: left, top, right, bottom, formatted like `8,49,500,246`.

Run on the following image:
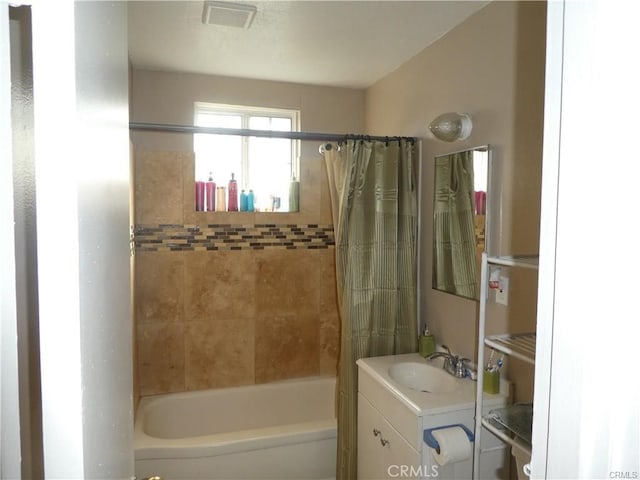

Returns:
423,424,475,454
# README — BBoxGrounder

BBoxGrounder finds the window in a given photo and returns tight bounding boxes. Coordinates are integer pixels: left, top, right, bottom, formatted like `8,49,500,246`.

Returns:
194,102,300,212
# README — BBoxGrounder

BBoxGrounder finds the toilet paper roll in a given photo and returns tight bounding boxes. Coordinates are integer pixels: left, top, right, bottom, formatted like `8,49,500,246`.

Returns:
431,426,472,466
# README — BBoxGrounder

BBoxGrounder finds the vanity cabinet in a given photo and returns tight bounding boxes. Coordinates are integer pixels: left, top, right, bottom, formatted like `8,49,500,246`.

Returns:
473,253,538,480
357,353,509,480
358,393,421,479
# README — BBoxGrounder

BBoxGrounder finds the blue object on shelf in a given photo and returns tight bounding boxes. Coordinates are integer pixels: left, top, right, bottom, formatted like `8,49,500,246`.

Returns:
247,190,255,212
240,190,248,211
423,424,475,454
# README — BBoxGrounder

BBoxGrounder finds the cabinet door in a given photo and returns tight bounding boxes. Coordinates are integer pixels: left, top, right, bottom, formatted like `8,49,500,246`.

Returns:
358,393,421,479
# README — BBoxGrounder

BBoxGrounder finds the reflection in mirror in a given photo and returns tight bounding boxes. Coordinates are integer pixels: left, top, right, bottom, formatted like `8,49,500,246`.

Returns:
432,145,489,300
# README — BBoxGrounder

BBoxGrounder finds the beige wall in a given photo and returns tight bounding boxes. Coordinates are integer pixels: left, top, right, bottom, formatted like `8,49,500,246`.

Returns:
130,70,364,395
365,1,546,401
130,69,364,152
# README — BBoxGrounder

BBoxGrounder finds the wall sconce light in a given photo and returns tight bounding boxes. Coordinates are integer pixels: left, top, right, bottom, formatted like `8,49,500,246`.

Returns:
428,112,473,142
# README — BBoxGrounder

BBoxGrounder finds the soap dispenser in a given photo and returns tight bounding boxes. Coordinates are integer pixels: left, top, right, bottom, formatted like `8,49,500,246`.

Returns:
419,326,436,357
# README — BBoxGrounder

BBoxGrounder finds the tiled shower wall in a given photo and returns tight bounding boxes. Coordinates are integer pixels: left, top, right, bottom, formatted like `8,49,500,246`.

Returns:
134,150,340,396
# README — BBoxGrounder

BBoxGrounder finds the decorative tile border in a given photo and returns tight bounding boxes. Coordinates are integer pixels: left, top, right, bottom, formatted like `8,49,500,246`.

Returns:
134,224,335,252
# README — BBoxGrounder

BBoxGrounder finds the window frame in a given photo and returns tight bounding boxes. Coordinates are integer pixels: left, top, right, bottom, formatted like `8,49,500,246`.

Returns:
193,102,300,191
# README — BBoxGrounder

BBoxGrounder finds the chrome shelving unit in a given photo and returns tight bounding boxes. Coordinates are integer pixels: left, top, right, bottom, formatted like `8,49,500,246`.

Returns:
485,332,536,365
472,253,538,479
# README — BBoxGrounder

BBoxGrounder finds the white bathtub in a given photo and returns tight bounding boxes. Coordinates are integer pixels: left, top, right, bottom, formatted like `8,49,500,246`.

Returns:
134,376,337,480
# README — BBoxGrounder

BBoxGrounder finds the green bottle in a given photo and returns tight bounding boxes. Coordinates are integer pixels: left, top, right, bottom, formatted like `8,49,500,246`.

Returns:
419,326,436,357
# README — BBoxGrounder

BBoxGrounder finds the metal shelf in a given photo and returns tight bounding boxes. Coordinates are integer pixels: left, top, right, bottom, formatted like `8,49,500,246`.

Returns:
485,333,536,365
481,417,532,457
487,254,539,269
482,403,533,456
473,251,538,480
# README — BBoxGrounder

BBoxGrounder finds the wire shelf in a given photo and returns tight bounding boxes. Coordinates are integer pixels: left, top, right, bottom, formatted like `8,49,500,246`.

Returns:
487,254,539,269
485,333,536,364
482,403,533,455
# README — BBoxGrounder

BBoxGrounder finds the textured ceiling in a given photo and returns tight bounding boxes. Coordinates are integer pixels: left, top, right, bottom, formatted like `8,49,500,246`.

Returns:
128,1,489,89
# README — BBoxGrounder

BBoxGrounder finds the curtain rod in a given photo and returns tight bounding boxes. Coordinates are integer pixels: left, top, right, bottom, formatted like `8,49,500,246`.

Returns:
129,122,416,144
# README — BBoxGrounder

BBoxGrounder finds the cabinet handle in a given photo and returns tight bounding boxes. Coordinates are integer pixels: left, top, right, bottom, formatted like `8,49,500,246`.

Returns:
372,427,389,446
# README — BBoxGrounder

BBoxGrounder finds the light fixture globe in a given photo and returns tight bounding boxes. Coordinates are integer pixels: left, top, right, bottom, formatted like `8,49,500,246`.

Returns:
428,112,473,142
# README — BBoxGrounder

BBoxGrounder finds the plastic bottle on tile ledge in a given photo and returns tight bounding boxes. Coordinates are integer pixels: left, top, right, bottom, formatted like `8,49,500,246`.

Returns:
227,173,238,211
205,172,216,212
216,186,226,212
247,190,255,212
240,190,248,212
289,176,300,212
195,180,205,211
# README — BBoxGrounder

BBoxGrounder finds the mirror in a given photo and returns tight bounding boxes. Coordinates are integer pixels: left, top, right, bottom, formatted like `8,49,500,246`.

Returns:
432,145,490,300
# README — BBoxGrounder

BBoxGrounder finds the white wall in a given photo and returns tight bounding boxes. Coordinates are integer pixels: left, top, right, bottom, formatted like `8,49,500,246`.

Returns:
74,2,133,477
30,1,133,477
534,1,640,477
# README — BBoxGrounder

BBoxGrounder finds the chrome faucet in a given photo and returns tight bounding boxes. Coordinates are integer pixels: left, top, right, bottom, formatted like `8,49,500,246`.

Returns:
426,345,472,379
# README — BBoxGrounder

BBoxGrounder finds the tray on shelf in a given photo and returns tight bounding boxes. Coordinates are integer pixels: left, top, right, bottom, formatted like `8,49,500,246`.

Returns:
483,403,533,449
487,254,539,269
485,333,536,364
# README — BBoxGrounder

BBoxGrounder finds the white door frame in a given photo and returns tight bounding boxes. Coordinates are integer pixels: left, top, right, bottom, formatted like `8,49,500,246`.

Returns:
1,1,23,475
2,1,133,478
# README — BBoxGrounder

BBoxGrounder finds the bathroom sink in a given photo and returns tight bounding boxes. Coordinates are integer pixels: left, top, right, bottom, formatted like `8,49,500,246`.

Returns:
388,361,459,393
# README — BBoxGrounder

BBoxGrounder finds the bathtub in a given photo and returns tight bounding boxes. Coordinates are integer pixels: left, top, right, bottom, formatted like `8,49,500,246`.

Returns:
134,376,337,480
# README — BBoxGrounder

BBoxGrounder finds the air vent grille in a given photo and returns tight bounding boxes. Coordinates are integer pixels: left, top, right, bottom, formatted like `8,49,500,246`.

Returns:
201,1,257,29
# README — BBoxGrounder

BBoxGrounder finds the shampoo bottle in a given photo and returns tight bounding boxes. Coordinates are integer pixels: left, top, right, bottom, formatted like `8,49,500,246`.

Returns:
227,173,238,211
205,172,216,212
419,326,436,357
289,176,300,212
195,180,205,212
247,189,255,212
240,190,248,212
216,186,226,212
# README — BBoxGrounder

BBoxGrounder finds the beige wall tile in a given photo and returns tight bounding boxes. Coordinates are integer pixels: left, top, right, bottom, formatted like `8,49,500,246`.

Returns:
318,248,340,375
255,249,320,317
185,319,255,390
319,313,340,376
135,251,184,324
184,250,256,321
132,70,356,394
255,314,319,383
135,151,186,224
137,322,185,395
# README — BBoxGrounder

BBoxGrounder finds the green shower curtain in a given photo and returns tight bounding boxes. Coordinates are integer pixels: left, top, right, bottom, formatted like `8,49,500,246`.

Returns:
324,138,418,479
432,150,478,299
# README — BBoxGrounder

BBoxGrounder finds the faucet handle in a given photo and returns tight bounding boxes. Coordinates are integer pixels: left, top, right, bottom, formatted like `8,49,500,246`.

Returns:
455,357,471,378
441,344,452,356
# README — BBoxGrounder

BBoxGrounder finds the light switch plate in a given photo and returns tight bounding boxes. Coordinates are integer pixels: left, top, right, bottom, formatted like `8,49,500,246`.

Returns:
496,276,509,305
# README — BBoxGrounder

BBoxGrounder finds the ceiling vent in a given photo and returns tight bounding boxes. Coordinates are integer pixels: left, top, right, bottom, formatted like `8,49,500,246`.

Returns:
201,1,257,29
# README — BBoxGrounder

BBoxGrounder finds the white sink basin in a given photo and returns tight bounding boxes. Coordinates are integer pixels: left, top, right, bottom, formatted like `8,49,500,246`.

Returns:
388,361,459,393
